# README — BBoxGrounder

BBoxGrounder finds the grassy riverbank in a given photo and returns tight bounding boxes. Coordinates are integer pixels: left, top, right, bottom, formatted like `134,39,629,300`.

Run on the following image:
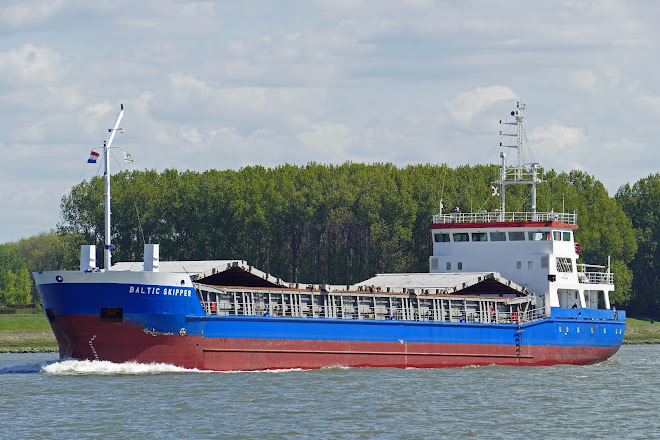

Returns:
0,313,57,352
1,313,659,352
622,317,660,344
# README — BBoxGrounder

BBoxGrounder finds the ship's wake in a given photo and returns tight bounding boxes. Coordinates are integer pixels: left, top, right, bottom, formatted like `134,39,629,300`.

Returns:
42,359,203,375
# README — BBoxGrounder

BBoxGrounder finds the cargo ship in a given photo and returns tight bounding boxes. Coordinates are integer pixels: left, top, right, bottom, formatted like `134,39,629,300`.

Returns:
34,102,625,370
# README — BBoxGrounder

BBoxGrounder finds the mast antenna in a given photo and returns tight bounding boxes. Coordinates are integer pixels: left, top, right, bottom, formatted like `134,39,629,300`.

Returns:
104,104,125,270
494,101,542,221
498,100,526,178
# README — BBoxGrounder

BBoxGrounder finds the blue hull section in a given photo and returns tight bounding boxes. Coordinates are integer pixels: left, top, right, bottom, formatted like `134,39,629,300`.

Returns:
38,280,626,349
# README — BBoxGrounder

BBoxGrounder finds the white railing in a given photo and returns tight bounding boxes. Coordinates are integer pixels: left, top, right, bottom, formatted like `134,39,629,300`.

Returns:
200,302,547,324
432,211,577,225
577,264,614,285
195,286,547,325
501,167,540,181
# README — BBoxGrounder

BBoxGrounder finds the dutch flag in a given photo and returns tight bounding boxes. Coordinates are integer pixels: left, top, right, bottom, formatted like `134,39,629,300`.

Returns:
88,150,100,163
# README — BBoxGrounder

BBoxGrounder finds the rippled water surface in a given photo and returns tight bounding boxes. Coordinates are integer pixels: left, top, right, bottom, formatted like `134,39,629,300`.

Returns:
1,345,658,439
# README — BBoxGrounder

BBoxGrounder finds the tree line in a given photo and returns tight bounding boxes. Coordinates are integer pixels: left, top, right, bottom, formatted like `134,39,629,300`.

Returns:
1,163,658,317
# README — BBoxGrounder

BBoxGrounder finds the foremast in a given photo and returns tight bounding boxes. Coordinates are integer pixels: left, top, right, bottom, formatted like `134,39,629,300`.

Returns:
103,104,124,270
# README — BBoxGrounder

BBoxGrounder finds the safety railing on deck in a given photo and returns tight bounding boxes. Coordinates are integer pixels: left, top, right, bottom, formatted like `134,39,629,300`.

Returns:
432,211,577,225
577,264,614,285
201,301,547,325
194,285,547,325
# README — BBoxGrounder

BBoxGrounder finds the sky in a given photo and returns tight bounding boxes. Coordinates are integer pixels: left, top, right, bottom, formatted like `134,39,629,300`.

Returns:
1,0,659,244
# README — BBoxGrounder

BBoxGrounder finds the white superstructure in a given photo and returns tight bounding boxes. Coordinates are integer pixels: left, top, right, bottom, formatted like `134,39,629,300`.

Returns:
429,102,614,312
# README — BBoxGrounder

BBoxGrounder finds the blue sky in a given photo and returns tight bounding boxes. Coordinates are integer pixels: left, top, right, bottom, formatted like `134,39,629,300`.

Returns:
1,0,658,243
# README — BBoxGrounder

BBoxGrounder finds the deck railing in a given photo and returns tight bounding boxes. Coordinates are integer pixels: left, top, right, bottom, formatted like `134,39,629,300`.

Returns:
200,301,547,325
432,211,577,225
194,285,547,325
577,264,614,285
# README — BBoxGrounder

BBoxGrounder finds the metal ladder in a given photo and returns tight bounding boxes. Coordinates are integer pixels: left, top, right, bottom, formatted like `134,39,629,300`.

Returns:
515,323,523,357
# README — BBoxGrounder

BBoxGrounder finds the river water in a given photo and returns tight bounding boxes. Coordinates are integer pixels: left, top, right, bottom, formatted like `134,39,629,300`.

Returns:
0,345,658,440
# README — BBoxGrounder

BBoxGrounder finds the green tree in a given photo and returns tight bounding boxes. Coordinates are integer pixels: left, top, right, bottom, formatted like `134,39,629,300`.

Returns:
616,174,660,316
0,243,31,305
55,163,637,305
15,230,86,303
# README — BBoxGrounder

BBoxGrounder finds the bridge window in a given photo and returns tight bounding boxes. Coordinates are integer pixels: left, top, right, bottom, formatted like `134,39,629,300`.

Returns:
553,231,561,241
453,233,469,242
528,231,550,241
434,233,450,243
563,231,572,241
490,232,506,241
472,232,488,242
528,261,533,269
509,232,525,241
556,257,573,273
458,262,463,270
446,262,451,270
516,261,522,269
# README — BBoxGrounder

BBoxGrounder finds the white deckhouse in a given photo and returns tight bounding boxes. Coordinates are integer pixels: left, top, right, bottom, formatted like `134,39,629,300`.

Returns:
429,102,614,313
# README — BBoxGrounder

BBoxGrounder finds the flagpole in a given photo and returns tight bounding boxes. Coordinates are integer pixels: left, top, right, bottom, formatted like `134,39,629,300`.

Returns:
104,104,124,270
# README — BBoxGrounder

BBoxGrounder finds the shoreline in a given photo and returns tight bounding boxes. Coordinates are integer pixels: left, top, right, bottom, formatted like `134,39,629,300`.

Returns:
622,339,660,345
0,347,58,353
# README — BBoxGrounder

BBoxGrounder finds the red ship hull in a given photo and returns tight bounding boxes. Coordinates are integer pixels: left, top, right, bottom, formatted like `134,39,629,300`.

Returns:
48,315,620,371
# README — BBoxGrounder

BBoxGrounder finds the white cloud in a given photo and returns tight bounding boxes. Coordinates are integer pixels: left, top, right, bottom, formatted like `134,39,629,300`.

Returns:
528,123,586,171
1,1,660,242
0,0,64,28
116,1,218,35
637,95,660,111
529,123,584,152
180,126,202,144
296,122,357,160
444,86,518,127
567,70,600,93
162,73,328,128
0,44,68,85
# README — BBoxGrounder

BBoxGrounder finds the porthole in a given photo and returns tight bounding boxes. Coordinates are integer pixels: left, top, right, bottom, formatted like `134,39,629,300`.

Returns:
604,328,607,334
559,326,562,332
591,327,594,334
566,327,569,333
577,327,580,333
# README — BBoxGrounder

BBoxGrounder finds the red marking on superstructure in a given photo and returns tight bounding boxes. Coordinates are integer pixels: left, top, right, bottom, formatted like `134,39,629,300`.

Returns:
430,221,579,230
47,315,619,371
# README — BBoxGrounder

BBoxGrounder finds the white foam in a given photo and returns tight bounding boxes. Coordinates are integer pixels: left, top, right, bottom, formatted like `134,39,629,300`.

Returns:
219,367,306,374
320,365,351,371
36,360,340,375
42,359,203,375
